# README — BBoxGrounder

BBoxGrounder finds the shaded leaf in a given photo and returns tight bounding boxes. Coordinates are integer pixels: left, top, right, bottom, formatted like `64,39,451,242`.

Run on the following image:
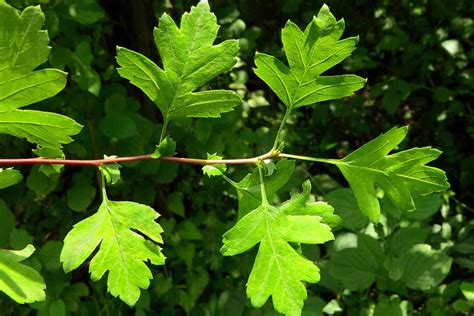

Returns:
400,244,452,290
0,168,23,189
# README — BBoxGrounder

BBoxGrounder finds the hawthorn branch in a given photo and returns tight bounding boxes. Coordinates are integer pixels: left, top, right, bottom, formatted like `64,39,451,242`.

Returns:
0,151,277,167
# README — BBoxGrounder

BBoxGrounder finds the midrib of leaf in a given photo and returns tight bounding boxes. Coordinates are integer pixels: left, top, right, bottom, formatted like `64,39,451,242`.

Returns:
164,44,235,120
396,173,446,187
74,214,105,268
179,97,232,109
288,26,306,68
0,76,62,101
10,13,35,68
262,208,292,303
285,32,352,110
289,67,309,108
180,44,235,83
338,160,445,189
0,119,71,129
258,57,293,107
125,54,164,98
103,200,131,291
385,152,438,170
307,40,354,71
293,80,359,105
184,10,206,58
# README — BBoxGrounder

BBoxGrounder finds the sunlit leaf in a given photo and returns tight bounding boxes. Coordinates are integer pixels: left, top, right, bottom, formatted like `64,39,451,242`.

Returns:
116,2,241,124
254,4,366,110
222,180,334,315
331,127,449,222
61,198,165,305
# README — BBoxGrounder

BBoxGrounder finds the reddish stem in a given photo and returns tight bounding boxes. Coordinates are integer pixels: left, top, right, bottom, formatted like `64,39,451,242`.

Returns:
0,151,276,167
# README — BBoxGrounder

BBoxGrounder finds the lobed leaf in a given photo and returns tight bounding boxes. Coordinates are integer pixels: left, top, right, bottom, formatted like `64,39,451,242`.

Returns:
152,136,177,159
332,126,449,222
0,4,50,74
222,180,335,315
254,4,366,110
116,2,241,124
61,199,165,306
202,153,227,177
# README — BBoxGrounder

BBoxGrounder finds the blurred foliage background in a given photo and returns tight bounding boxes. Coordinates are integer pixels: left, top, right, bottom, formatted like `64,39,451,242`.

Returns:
0,0,473,315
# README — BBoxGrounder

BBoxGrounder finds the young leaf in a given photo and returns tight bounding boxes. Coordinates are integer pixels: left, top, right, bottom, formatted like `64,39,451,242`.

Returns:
99,156,122,185
0,168,23,189
60,199,165,306
202,153,227,177
32,146,65,176
331,126,449,223
0,245,46,304
151,136,177,159
222,181,335,315
0,3,82,148
236,159,296,218
254,4,366,111
116,2,241,125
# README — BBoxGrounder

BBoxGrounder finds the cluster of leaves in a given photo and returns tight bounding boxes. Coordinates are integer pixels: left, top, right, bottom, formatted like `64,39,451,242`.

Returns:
0,0,471,315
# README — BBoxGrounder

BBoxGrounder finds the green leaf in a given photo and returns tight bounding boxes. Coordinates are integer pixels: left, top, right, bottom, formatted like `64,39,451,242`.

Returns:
0,168,23,189
332,127,449,222
60,199,165,306
389,227,430,257
0,4,50,74
99,157,121,185
0,110,82,149
32,146,65,176
399,244,452,290
460,282,474,301
328,234,382,290
99,111,137,139
202,153,227,177
0,3,82,148
0,200,15,246
57,0,105,25
151,136,177,159
374,298,404,316
324,188,369,230
0,245,46,304
222,180,334,315
237,159,295,218
254,4,366,110
0,69,67,112
26,165,59,198
384,255,403,281
322,299,343,314
67,182,97,212
116,2,241,125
